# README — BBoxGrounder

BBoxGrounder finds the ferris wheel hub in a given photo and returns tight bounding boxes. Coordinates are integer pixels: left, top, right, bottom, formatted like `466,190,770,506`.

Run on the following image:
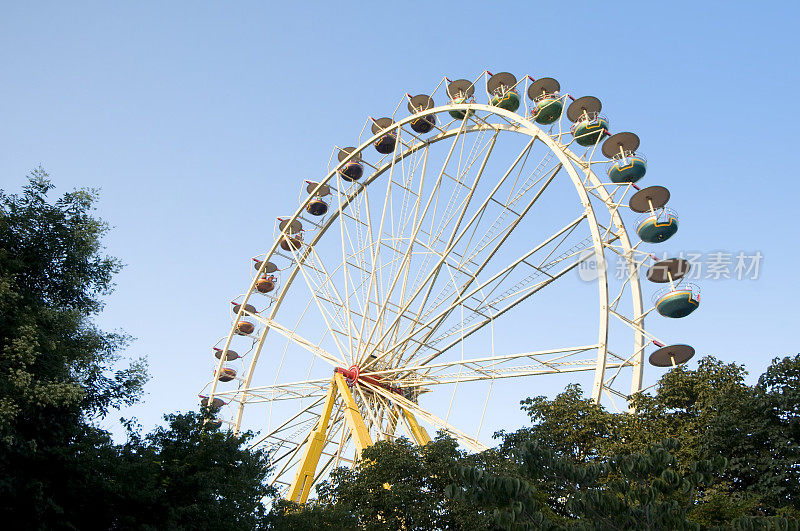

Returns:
334,366,408,398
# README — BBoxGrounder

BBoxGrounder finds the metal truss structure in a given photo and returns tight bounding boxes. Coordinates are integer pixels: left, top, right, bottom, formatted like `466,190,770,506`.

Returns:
198,72,687,503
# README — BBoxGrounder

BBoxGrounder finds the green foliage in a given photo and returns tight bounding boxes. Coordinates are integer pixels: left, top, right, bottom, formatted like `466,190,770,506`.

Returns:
105,410,275,530
753,355,800,506
265,498,356,531
625,356,800,514
513,383,620,463
277,356,799,530
449,438,720,530
0,170,149,527
0,172,274,529
0,169,148,439
449,356,800,529
264,435,492,530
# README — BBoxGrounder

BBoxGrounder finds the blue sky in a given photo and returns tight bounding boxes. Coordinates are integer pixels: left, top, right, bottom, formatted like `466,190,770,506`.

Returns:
2,1,799,441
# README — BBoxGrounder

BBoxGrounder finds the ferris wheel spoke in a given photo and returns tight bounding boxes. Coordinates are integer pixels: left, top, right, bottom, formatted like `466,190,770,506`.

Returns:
335,125,496,366
607,249,649,312
411,248,600,367
609,309,665,347
353,384,386,438
329,142,436,364
408,135,537,312
360,134,530,368
286,244,355,361
250,315,344,368
335,183,367,360
602,348,646,393
372,392,402,441
459,161,564,268
249,395,327,449
378,130,500,359
357,117,478,363
380,144,425,312
340,148,400,363
365,344,606,388
361,380,486,452
394,163,566,363
416,230,621,365
363,127,409,337
215,377,332,403
356,146,428,356
420,128,493,252
406,143,558,344
355,146,430,364
382,212,587,365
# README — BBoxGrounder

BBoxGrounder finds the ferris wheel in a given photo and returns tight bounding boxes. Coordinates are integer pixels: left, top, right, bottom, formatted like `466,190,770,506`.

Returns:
198,71,701,502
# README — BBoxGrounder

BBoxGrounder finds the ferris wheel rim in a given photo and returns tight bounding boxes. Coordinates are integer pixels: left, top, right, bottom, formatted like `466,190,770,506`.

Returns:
201,95,662,501
205,102,645,442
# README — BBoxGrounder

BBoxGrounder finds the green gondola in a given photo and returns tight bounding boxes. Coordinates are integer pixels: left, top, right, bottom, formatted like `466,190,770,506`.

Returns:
532,97,563,124
655,288,700,318
609,154,647,183
490,90,520,112
637,210,678,243
571,115,608,146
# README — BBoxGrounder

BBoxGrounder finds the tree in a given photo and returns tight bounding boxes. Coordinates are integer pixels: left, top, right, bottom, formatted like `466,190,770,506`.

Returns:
0,170,147,527
448,438,731,530
753,355,800,507
0,171,276,529
625,356,800,516
105,410,274,530
448,356,800,529
264,435,491,530
489,384,621,520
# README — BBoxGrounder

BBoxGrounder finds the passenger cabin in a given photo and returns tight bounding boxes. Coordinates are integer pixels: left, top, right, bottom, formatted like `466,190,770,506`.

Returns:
603,132,647,183
527,77,563,125
629,186,679,244
200,396,225,408
372,117,397,154
278,219,303,252
305,182,330,217
567,96,608,146
637,209,678,243
236,319,255,335
213,347,240,361
337,147,363,182
446,79,475,119
653,284,700,318
646,258,701,319
217,367,237,382
256,275,276,294
487,72,520,112
407,94,436,134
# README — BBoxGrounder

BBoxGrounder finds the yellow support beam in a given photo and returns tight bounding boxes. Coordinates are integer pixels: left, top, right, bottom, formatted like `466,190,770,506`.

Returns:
334,372,374,455
400,406,431,445
286,373,428,503
286,379,338,504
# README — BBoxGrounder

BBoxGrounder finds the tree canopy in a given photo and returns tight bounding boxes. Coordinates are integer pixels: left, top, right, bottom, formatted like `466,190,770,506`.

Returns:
0,171,273,529
271,355,800,530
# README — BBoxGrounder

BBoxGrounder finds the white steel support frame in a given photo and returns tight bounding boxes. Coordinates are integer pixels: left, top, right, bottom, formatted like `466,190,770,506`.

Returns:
202,94,647,498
